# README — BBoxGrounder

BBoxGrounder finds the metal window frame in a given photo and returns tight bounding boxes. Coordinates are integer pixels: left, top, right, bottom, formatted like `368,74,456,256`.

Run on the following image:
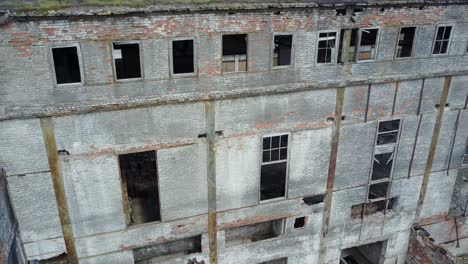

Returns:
111,40,144,82
49,43,85,87
356,27,381,62
221,33,249,74
431,24,455,56
271,32,295,70
316,30,340,64
117,149,162,227
169,37,198,78
259,132,290,203
364,118,402,214
394,26,418,59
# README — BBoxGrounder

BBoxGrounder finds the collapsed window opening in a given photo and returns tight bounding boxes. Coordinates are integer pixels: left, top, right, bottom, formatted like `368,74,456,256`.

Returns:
261,134,289,201
225,218,285,247
352,8,363,15
317,31,338,64
338,28,358,63
119,151,160,226
462,142,468,167
172,39,195,75
372,152,394,181
113,42,142,80
134,235,202,264
222,34,247,72
294,217,306,228
368,182,389,200
351,197,398,218
273,35,293,67
336,8,347,16
303,194,326,205
358,28,379,61
340,241,385,264
259,258,288,264
52,46,81,84
396,27,416,58
433,26,452,55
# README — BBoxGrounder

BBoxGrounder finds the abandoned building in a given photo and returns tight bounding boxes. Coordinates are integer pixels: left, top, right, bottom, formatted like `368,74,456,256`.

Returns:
1,0,468,263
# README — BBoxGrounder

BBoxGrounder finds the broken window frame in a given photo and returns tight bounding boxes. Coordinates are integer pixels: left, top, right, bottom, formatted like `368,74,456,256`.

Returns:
316,30,340,64
222,33,248,73
356,27,380,62
462,139,468,168
170,37,198,77
395,26,418,59
271,33,294,69
49,43,84,87
432,25,454,55
259,133,290,203
111,40,143,82
118,150,161,226
364,119,402,214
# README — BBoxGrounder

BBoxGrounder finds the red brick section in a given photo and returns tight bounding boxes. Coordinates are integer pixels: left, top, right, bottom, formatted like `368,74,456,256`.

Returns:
407,225,456,264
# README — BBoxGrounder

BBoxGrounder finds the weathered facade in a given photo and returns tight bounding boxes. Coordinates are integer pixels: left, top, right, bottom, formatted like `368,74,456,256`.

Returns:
0,0,468,263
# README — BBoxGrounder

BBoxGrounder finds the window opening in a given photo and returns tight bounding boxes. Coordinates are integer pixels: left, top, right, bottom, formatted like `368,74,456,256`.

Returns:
340,241,385,264
261,134,289,201
225,218,285,247
461,140,468,167
396,27,416,58
172,39,195,75
119,151,160,225
433,26,452,55
303,194,325,205
113,42,142,80
134,235,201,264
259,258,288,264
351,120,401,218
358,28,379,61
294,217,306,228
273,35,292,67
318,31,338,63
222,34,247,72
52,46,81,84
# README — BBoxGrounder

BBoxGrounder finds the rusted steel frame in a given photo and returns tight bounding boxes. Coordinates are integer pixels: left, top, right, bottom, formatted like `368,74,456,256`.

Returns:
318,87,345,263
40,118,78,263
446,109,461,175
205,101,217,264
454,217,460,248
414,76,452,221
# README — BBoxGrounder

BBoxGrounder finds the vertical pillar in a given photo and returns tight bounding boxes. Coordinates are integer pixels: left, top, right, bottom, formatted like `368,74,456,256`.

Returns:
414,76,452,220
40,118,78,264
205,101,218,264
340,29,352,63
318,87,345,263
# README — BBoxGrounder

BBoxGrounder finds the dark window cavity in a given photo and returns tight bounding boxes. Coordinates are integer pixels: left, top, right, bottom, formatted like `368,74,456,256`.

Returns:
368,182,389,200
52,46,81,84
172,39,195,75
119,151,160,225
396,27,416,58
317,31,338,63
259,258,288,264
433,26,452,55
372,153,394,181
113,42,142,80
261,134,288,201
462,140,468,167
134,235,201,264
294,217,306,228
273,35,292,67
225,218,285,248
222,34,247,72
340,241,385,264
377,119,400,145
358,28,379,61
303,194,325,205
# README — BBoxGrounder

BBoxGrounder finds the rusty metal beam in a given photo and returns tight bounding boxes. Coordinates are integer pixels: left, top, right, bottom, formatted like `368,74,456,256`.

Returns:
205,101,217,264
318,87,345,263
414,76,452,221
40,117,78,264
